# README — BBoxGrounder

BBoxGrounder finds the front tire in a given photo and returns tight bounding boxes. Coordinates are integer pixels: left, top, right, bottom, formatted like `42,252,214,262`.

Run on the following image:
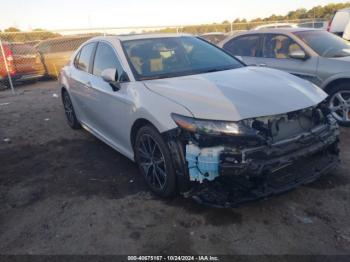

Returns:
134,125,177,197
328,83,350,127
62,90,81,129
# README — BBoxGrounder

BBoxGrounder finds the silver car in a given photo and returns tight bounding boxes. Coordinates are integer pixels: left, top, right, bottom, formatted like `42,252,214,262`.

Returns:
219,28,350,126
59,34,339,207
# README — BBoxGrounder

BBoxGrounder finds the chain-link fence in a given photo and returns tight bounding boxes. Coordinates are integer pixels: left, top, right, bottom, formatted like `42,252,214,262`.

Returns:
0,18,327,93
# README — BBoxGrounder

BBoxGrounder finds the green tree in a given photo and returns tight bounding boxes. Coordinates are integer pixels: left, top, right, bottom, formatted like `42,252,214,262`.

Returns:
153,2,350,34
4,27,20,32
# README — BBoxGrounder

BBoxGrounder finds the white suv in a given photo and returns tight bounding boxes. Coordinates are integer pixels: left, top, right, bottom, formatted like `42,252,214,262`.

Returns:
328,7,350,40
59,34,339,207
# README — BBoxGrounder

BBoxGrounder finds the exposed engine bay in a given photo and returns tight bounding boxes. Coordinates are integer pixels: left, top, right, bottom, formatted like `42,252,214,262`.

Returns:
164,103,340,207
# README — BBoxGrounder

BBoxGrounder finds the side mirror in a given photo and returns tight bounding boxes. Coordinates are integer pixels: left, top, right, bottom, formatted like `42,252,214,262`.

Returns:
101,68,120,91
289,50,307,60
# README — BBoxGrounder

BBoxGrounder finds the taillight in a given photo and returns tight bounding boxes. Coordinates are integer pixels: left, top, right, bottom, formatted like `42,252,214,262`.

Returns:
1,43,16,76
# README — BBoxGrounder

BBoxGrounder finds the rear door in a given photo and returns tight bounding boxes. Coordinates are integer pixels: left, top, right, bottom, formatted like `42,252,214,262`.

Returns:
68,42,97,125
11,43,44,76
222,34,262,65
254,33,319,84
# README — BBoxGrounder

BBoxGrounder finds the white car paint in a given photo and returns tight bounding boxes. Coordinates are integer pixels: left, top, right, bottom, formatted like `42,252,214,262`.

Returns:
329,8,350,36
252,23,298,30
344,20,350,40
59,34,328,162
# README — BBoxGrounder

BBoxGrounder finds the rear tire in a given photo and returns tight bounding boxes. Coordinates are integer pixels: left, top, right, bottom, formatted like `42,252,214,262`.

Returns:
0,82,8,91
134,125,177,197
62,90,81,129
327,83,350,127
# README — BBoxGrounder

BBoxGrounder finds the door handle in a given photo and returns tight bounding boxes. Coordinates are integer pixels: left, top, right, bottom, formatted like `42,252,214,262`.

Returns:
259,64,267,67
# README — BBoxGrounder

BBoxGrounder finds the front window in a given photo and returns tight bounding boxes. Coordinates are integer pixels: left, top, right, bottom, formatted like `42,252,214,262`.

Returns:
122,36,243,80
262,34,303,59
294,30,350,58
93,42,124,79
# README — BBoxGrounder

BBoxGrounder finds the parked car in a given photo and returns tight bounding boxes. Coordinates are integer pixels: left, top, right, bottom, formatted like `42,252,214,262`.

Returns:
343,18,350,41
0,42,45,89
328,7,350,39
298,21,328,29
199,32,227,44
252,23,298,30
59,34,339,207
35,35,97,78
219,28,350,126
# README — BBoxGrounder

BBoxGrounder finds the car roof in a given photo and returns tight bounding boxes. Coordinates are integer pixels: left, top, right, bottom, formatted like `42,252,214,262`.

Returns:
254,23,297,28
217,28,323,47
90,33,192,42
237,27,322,35
200,32,226,36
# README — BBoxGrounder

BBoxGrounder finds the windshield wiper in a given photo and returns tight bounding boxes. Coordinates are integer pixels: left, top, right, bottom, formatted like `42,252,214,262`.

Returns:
199,67,234,74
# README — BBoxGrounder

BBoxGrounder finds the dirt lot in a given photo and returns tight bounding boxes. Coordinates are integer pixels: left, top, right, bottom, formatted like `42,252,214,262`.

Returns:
0,80,349,255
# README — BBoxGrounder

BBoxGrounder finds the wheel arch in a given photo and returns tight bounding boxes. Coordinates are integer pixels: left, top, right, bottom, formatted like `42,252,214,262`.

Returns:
130,118,159,150
323,78,350,94
61,86,68,95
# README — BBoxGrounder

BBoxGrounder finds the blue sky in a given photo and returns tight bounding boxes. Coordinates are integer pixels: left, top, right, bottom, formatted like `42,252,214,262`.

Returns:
0,0,348,31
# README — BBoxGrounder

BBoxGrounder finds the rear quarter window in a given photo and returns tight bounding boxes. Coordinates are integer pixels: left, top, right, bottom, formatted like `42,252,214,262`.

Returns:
76,42,96,72
223,35,260,57
38,37,93,53
11,44,37,55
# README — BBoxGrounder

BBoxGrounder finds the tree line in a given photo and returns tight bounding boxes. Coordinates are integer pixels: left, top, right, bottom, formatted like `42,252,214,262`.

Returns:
157,2,350,34
0,28,61,43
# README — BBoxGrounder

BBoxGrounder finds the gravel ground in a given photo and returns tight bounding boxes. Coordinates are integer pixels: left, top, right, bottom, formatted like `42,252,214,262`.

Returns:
0,80,349,255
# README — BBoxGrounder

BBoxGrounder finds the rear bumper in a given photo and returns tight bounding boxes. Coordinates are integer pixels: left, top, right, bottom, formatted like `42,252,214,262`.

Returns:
182,121,340,207
12,72,45,81
0,72,44,83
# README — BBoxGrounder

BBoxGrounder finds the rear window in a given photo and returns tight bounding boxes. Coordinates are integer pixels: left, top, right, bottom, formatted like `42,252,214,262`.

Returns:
38,37,92,53
11,44,37,55
201,34,226,44
223,35,260,57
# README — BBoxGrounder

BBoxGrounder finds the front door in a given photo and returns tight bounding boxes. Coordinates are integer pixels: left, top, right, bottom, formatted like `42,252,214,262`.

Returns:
84,41,133,154
255,34,319,85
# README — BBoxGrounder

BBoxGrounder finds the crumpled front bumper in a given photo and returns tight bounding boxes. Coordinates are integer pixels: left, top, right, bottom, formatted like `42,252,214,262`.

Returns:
181,121,340,208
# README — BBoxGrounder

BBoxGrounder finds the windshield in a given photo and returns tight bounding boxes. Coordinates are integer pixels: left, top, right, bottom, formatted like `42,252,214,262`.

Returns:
122,36,243,80
294,30,350,58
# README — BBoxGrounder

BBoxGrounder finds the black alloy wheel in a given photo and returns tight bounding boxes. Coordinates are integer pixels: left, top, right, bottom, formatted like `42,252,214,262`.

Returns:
134,125,176,197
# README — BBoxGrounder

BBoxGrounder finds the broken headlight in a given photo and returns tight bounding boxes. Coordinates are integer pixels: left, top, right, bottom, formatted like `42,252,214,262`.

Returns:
171,113,258,136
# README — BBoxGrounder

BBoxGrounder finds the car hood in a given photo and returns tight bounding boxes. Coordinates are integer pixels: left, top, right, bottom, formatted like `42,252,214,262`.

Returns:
143,67,327,121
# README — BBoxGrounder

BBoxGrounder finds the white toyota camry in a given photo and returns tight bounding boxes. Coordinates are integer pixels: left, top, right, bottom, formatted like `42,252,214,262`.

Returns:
59,34,339,207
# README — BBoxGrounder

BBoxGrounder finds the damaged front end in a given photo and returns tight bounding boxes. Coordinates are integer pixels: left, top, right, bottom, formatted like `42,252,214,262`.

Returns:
163,103,340,208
